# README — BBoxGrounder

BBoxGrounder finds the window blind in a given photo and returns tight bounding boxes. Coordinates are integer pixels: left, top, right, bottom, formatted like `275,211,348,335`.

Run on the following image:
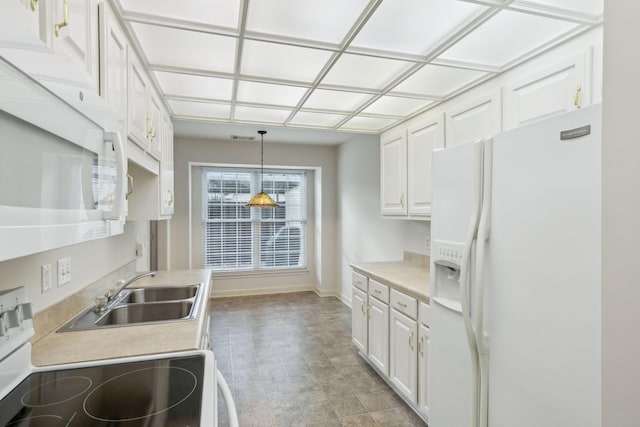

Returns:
202,167,307,272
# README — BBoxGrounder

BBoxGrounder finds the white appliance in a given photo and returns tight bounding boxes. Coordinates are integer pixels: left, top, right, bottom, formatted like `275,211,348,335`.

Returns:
429,104,601,427
0,286,239,427
0,44,127,262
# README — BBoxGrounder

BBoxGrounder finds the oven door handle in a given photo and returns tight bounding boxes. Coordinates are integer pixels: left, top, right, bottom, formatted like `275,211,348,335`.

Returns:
216,369,238,427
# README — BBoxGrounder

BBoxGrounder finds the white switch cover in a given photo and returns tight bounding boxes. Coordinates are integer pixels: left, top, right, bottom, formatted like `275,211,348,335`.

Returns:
57,257,71,287
41,264,52,293
425,236,431,252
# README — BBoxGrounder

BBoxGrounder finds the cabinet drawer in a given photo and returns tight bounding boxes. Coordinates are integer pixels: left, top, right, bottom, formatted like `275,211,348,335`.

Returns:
391,289,417,319
419,301,430,327
352,271,368,292
369,279,390,304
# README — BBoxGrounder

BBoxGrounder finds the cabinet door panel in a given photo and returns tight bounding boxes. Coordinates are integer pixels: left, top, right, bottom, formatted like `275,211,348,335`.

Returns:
418,323,430,419
381,132,407,216
352,287,368,354
99,2,128,131
51,0,99,89
128,52,150,149
407,115,444,216
390,309,417,403
12,0,45,43
368,295,389,376
160,116,174,216
445,92,501,147
503,51,590,130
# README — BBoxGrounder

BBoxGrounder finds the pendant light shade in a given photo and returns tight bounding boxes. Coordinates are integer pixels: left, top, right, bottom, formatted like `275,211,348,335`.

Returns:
246,130,279,208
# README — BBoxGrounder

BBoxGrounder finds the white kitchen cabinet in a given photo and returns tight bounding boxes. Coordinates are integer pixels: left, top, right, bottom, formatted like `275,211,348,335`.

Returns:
390,307,418,404
128,51,153,151
380,131,407,216
418,322,430,419
445,91,501,147
352,286,368,354
99,1,128,133
160,114,175,216
12,0,45,43
407,114,445,216
49,0,100,90
367,292,389,376
502,51,591,131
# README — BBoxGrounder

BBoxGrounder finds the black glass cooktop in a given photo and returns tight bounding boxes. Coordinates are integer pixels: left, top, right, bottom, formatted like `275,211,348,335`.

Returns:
0,354,205,427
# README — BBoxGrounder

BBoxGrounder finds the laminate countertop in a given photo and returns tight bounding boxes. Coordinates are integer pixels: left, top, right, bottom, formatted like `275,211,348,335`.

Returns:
31,269,212,367
350,255,430,303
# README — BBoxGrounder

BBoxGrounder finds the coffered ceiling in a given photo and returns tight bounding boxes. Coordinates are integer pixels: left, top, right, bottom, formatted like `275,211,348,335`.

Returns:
112,0,603,137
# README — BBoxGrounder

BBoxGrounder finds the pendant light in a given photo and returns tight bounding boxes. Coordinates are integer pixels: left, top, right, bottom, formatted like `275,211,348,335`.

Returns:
246,130,280,208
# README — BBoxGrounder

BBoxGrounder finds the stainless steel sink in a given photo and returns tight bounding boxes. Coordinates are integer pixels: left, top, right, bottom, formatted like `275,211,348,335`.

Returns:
120,285,199,303
57,283,203,332
94,301,194,326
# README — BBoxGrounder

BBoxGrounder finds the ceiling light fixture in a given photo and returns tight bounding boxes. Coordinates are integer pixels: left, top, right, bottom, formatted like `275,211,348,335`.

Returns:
246,130,280,208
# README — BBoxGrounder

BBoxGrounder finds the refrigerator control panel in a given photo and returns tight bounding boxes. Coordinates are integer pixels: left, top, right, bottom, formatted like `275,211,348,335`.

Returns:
432,240,465,268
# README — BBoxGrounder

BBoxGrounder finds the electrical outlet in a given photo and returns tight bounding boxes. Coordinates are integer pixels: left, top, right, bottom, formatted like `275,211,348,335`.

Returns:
41,264,52,293
57,257,71,287
425,236,431,253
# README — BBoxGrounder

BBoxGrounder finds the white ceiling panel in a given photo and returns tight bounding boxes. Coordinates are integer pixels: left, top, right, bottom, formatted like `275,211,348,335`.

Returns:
392,64,488,97
154,71,233,100
289,111,347,127
512,0,603,17
169,100,230,119
438,10,579,67
351,0,487,55
302,89,373,112
363,96,435,116
131,23,236,73
340,116,398,132
234,106,292,124
241,40,333,83
119,0,241,29
237,81,307,107
322,53,414,90
246,0,369,44
116,0,602,137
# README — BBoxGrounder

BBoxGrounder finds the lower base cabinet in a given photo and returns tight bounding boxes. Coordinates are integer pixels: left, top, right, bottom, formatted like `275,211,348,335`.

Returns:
368,295,389,376
418,322,430,418
390,308,418,404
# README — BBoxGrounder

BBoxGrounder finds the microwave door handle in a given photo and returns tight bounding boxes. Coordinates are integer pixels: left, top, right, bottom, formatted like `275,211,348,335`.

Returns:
103,131,126,220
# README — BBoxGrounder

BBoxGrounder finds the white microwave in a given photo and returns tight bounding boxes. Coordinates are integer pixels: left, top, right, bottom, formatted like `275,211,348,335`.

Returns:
0,56,126,262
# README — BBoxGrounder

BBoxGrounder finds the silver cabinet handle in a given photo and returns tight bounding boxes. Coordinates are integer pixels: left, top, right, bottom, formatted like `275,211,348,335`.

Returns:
374,289,382,294
409,331,414,351
397,301,408,308
367,304,371,319
418,336,425,357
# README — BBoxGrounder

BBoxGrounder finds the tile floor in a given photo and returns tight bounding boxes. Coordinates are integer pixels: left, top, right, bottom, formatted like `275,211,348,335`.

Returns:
209,291,428,427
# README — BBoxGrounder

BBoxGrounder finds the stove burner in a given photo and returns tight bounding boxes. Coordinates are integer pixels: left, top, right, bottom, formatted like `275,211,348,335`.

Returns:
21,376,92,408
7,414,65,426
83,366,197,422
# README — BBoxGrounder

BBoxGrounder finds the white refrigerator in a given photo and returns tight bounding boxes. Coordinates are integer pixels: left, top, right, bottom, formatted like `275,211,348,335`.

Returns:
429,104,602,427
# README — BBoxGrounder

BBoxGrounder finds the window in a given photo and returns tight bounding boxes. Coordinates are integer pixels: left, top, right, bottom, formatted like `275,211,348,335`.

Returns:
201,167,307,272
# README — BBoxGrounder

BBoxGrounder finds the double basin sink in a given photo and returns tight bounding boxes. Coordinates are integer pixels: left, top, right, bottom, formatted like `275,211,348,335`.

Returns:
58,284,202,332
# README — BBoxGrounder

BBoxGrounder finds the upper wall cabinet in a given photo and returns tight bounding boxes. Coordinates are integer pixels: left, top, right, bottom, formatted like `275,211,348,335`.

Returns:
12,0,46,42
445,91,502,147
380,114,444,219
128,51,162,160
407,114,444,217
99,1,128,134
49,0,100,91
380,132,407,216
502,51,592,131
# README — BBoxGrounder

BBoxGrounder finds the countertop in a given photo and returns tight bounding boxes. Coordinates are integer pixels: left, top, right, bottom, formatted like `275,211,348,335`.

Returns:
350,254,430,302
31,269,212,367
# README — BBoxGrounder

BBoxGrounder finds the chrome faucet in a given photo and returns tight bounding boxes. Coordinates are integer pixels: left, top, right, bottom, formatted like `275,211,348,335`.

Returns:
95,271,156,312
110,271,156,301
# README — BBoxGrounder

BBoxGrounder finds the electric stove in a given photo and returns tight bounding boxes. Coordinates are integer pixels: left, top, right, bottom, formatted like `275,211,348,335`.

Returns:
0,287,218,427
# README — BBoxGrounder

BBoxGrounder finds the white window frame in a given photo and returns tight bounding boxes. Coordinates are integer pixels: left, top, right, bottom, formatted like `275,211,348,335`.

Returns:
200,166,308,273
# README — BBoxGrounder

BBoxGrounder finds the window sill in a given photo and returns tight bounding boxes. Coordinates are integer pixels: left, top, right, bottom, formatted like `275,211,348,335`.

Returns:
210,268,310,280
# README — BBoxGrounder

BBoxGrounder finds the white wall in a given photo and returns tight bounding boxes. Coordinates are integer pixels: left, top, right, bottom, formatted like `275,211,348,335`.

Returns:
0,221,146,313
336,138,430,304
170,136,348,296
601,2,640,425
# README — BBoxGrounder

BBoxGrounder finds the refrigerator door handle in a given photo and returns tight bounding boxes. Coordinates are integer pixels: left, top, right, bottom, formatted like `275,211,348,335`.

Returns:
459,140,484,427
475,138,493,427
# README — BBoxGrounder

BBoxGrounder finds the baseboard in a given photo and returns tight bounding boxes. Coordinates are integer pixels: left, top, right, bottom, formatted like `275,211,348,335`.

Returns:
336,290,352,308
209,284,314,298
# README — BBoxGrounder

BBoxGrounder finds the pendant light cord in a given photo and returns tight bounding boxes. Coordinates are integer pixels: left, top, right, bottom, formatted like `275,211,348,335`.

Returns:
258,130,266,193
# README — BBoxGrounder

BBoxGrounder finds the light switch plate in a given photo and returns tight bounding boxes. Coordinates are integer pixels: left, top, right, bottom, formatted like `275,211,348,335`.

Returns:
41,264,52,293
